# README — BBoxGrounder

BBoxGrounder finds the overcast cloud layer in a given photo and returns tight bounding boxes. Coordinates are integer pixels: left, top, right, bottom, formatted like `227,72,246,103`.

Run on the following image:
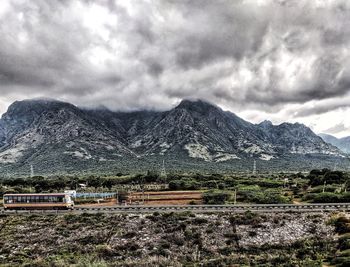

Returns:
0,0,349,137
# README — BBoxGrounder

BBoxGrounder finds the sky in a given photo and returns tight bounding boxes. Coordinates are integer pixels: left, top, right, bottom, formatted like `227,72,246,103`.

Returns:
0,0,349,137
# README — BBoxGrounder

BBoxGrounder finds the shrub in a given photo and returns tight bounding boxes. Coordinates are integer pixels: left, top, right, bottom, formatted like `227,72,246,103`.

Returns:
229,212,258,226
168,179,201,190
192,217,208,225
238,187,290,204
334,217,350,234
331,256,350,267
159,240,171,249
338,249,350,257
310,185,339,193
248,231,257,237
311,192,340,203
96,244,116,258
188,200,197,205
340,193,350,202
172,235,185,246
308,169,348,186
123,231,137,238
339,234,350,250
203,190,231,204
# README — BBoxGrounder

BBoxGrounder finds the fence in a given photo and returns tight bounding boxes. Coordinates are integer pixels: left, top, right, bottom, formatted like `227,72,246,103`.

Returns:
75,193,116,199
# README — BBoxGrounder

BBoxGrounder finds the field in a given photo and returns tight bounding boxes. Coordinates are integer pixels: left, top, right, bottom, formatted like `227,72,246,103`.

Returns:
1,211,349,266
127,191,203,205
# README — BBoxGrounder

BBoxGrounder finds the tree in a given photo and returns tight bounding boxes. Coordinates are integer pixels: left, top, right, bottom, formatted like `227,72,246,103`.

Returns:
203,191,231,204
86,176,101,189
102,178,114,190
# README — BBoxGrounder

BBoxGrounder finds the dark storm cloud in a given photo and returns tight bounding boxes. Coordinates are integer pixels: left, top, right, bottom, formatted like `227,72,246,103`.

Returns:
0,0,349,135
0,0,92,94
243,54,347,106
168,0,270,69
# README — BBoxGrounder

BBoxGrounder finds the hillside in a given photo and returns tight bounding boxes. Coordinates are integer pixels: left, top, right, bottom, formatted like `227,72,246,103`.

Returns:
320,133,350,154
0,99,345,175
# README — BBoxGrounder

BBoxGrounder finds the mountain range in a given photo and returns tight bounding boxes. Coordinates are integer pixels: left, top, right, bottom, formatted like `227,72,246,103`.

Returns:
319,133,350,154
0,99,346,176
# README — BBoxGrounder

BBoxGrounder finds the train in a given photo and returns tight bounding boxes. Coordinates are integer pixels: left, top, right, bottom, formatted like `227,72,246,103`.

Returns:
3,193,74,210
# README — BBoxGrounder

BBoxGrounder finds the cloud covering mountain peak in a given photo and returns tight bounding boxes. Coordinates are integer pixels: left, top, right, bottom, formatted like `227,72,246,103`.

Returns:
0,0,349,136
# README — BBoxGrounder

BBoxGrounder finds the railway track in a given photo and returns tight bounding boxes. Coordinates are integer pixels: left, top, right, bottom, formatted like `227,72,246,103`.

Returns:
1,203,350,214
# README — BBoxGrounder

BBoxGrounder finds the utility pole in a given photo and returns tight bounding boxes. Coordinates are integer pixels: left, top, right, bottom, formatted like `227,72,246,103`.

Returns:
140,176,145,205
160,159,167,178
252,160,256,175
30,164,34,178
234,189,237,205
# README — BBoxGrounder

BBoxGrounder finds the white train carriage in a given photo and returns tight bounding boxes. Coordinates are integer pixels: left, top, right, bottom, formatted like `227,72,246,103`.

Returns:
3,193,74,210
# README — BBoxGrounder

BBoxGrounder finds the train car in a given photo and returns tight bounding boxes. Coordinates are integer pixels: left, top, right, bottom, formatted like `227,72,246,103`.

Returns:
3,193,74,210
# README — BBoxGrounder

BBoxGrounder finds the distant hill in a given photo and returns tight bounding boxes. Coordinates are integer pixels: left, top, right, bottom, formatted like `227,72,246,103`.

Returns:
0,98,345,176
319,133,350,154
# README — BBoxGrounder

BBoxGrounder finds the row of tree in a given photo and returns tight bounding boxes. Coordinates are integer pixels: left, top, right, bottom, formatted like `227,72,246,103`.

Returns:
308,169,349,187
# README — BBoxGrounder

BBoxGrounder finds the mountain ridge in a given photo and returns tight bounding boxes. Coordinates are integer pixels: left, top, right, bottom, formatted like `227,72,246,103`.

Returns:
0,98,344,175
319,133,350,154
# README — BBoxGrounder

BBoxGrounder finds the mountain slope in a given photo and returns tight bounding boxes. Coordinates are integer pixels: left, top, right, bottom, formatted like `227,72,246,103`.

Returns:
129,100,275,161
319,133,350,154
0,99,134,164
0,98,344,174
259,122,339,155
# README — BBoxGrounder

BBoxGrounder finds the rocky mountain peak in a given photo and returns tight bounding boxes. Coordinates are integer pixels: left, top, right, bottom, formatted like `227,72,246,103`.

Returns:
258,120,273,128
2,99,77,120
175,99,220,115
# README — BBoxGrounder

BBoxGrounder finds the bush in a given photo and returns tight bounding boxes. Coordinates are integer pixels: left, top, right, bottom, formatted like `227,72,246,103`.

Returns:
308,169,348,186
96,244,116,258
339,234,350,250
331,256,350,267
123,231,137,238
168,179,201,190
340,193,350,202
311,192,340,203
238,187,290,204
203,191,231,204
338,249,350,257
310,185,339,193
192,217,208,224
229,211,260,225
333,217,350,234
